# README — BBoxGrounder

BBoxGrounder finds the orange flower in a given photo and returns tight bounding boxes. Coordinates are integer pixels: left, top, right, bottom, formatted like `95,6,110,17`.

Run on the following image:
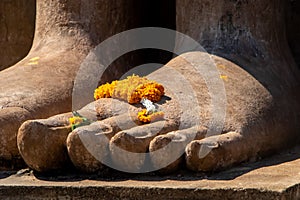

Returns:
129,81,164,104
113,74,147,101
94,75,164,104
94,81,118,99
137,109,164,123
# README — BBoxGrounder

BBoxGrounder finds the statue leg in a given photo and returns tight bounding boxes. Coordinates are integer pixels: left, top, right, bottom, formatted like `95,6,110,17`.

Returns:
0,0,140,169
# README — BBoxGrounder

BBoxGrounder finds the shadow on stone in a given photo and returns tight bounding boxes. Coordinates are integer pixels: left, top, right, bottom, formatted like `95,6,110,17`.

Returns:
0,171,15,180
29,145,300,182
207,145,300,181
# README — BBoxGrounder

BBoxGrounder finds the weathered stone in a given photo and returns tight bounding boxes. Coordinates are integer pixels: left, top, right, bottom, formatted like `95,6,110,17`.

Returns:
18,50,300,174
0,0,35,70
1,145,300,199
67,99,141,173
7,0,300,175
0,107,32,165
17,100,100,172
109,121,177,172
149,126,207,174
0,0,141,168
67,123,109,173
176,0,300,92
17,99,139,172
175,0,300,172
17,114,72,172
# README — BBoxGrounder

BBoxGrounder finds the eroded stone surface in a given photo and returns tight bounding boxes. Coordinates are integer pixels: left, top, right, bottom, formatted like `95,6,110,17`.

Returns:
0,0,142,167
1,145,300,199
0,0,35,70
3,0,300,178
17,51,300,174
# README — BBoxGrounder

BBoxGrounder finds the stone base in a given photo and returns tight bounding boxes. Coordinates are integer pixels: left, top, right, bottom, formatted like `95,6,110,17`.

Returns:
1,146,300,200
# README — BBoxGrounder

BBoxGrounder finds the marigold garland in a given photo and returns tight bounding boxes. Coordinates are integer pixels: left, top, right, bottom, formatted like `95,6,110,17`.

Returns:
94,80,118,100
137,109,164,123
94,75,164,104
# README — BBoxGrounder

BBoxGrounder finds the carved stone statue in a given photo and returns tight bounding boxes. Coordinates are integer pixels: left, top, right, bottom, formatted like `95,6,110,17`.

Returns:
1,0,300,173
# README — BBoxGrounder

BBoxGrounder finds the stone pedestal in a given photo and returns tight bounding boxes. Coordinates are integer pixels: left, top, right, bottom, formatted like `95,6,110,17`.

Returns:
1,145,300,199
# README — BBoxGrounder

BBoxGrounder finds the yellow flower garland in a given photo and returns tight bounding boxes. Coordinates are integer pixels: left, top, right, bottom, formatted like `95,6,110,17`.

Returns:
137,109,164,123
94,75,164,104
94,75,165,123
94,80,118,100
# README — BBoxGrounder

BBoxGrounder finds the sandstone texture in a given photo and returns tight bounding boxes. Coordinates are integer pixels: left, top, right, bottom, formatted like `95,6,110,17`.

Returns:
1,145,300,199
1,0,300,184
17,51,300,174
0,0,35,70
0,0,141,168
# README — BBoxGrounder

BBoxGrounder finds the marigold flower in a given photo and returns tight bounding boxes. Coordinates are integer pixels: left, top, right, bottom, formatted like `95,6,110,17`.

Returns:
94,81,117,99
137,109,164,123
129,81,164,104
113,74,147,101
69,111,91,130
69,116,83,128
94,75,164,104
